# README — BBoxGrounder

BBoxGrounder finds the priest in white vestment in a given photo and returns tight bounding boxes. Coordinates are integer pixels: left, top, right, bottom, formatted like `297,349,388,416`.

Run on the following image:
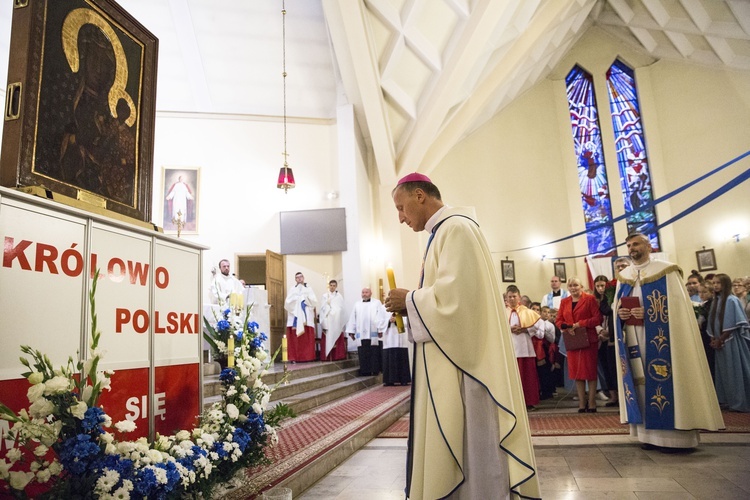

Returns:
345,288,388,375
208,259,244,307
319,279,347,361
284,272,318,362
614,233,723,451
385,173,539,500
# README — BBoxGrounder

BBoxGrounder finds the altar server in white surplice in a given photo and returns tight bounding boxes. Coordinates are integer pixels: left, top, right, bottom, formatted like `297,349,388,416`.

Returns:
209,259,244,307
385,173,539,500
319,279,347,361
345,288,388,375
284,272,318,362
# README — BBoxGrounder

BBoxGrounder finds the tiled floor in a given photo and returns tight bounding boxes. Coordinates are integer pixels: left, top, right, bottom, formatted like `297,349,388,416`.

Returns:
298,434,750,499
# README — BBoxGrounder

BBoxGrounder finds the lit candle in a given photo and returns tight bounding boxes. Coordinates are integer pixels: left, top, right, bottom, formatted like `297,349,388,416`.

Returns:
282,335,288,362
227,334,235,368
386,266,405,333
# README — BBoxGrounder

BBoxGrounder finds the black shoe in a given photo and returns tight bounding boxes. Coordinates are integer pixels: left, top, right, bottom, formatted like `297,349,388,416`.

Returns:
578,408,587,413
586,408,597,413
659,447,695,454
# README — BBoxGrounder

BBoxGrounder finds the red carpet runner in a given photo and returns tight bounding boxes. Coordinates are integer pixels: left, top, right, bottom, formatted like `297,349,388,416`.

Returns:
380,410,750,438
222,385,410,499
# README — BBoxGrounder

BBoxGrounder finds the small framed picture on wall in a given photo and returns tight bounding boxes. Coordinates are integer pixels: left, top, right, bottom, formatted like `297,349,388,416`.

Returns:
695,248,717,272
501,260,515,283
162,166,200,234
554,262,567,282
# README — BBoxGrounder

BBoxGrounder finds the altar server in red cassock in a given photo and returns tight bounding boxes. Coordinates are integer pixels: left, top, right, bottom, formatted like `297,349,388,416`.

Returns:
505,285,547,410
284,272,317,362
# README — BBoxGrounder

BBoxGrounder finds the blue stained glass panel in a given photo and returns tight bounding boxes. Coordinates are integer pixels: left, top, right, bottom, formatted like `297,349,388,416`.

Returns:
606,60,661,250
565,66,617,256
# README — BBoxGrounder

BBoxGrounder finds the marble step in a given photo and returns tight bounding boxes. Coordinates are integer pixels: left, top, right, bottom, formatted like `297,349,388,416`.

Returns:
204,371,382,414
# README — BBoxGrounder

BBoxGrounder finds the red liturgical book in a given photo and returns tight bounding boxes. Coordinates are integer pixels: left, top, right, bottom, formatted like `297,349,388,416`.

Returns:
621,296,643,326
563,327,589,351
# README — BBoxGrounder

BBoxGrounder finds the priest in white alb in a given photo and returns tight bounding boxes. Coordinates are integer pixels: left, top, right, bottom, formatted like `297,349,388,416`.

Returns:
208,259,244,308
614,232,723,452
284,272,318,362
319,279,347,361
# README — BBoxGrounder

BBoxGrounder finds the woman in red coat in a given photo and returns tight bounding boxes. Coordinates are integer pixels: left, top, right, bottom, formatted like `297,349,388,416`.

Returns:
555,277,602,412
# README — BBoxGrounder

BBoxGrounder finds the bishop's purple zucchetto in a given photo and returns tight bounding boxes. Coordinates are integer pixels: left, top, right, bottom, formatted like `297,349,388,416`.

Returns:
396,172,432,185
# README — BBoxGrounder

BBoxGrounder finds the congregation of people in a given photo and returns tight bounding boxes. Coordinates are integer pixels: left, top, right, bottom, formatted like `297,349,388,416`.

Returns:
211,176,748,498
504,247,750,429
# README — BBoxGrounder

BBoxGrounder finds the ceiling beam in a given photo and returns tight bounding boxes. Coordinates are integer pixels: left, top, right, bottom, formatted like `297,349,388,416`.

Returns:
322,0,397,186
396,0,520,176
419,0,590,175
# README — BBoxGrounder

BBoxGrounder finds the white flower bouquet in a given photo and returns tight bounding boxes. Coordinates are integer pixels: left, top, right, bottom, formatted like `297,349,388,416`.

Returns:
0,274,293,498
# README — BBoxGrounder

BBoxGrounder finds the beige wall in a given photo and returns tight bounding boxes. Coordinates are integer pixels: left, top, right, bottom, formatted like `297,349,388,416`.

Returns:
424,27,750,301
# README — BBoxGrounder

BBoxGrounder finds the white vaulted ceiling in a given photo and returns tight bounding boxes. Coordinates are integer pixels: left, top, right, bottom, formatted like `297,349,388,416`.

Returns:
323,0,750,184
0,0,747,186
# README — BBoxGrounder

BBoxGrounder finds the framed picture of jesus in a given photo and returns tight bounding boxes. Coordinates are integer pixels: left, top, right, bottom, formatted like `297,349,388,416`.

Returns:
162,167,199,235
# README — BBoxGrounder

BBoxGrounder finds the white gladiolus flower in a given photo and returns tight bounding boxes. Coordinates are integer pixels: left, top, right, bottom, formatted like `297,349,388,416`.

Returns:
115,420,137,433
71,401,88,419
82,385,93,403
252,403,263,414
27,372,44,385
253,378,263,389
240,393,250,403
226,404,240,420
29,398,55,418
26,383,45,403
43,376,71,395
100,376,112,391
256,350,268,361
9,471,35,490
33,444,48,457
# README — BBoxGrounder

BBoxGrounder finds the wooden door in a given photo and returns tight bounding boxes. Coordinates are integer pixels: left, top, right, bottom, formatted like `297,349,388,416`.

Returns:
266,250,285,359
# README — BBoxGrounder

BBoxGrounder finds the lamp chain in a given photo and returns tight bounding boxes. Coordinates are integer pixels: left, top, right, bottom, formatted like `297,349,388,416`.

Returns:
282,0,288,167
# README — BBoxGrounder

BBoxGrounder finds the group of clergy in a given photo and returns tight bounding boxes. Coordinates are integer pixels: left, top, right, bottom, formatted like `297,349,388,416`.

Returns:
283,273,411,385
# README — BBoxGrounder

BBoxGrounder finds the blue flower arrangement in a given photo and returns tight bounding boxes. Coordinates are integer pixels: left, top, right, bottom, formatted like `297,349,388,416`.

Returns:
0,274,293,498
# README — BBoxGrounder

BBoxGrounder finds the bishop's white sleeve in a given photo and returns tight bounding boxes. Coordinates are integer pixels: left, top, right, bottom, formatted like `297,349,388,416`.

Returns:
405,291,432,343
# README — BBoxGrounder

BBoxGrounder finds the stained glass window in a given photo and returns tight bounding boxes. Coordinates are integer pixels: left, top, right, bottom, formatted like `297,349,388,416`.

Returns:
606,59,661,250
565,65,616,256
